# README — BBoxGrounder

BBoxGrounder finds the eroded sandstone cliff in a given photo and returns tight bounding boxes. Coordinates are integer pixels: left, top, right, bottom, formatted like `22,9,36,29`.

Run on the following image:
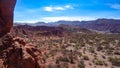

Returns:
0,0,45,68
0,0,16,37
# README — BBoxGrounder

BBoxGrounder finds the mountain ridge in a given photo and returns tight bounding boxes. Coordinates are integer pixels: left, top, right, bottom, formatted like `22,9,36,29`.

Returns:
14,18,120,33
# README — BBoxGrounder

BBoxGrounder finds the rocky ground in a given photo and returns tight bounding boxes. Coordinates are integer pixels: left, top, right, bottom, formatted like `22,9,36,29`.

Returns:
4,26,119,68
0,0,120,68
33,33,120,68
0,34,45,68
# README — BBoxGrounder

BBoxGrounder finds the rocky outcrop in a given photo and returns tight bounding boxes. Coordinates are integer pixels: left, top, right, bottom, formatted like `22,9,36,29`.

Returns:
0,0,45,68
0,0,16,37
0,34,45,68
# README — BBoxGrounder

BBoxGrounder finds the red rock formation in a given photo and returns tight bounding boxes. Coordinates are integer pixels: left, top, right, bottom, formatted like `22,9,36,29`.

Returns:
0,34,45,68
0,0,16,37
0,0,45,68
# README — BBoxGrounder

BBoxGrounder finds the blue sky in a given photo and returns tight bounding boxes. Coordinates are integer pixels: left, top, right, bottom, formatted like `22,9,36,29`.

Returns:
14,0,120,23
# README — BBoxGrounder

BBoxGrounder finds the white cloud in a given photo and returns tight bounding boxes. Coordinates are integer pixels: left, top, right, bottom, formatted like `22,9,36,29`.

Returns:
44,7,53,12
110,4,120,10
42,16,97,22
15,20,38,23
65,5,73,9
54,7,65,10
44,5,73,12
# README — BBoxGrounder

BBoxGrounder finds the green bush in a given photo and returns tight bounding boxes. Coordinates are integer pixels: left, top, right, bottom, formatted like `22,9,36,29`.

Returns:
95,59,104,65
83,55,89,60
89,47,95,53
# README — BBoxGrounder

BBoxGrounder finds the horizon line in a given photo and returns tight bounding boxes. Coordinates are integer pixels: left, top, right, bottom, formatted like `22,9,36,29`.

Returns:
14,18,120,24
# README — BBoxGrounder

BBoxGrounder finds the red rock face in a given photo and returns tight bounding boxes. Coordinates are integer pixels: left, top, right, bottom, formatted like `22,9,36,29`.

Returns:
0,0,16,37
0,1,45,68
0,34,45,68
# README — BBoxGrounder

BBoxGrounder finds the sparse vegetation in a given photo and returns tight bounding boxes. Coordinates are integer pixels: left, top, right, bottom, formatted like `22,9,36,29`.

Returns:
95,59,104,65
8,25,120,68
108,57,120,67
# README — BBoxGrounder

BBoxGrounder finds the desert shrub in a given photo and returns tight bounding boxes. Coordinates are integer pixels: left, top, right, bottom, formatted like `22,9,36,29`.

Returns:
47,64,61,68
114,51,120,55
79,42,85,47
70,39,77,43
47,64,52,68
49,49,58,57
83,55,89,60
101,40,109,44
117,41,120,46
101,55,106,59
106,50,113,55
88,40,94,44
56,58,60,64
104,62,108,66
108,57,120,67
95,59,104,65
97,46,103,51
60,62,68,68
78,60,85,68
56,56,69,64
60,56,69,62
89,47,95,53
108,57,114,61
69,55,75,64
89,63,92,66
53,64,61,68
75,44,80,50
71,66,76,68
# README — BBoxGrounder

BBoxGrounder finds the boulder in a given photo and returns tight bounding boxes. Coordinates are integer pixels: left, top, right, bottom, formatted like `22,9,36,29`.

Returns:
0,34,45,68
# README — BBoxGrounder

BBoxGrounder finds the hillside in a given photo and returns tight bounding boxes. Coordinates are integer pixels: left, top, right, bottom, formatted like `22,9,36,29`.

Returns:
14,19,120,33
78,19,120,33
9,24,120,68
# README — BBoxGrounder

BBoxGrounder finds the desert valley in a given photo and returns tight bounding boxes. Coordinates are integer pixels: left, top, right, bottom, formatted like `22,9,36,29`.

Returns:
0,0,120,68
4,19,119,68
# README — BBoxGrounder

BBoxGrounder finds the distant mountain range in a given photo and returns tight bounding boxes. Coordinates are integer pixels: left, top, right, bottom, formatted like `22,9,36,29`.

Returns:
78,19,120,33
14,18,120,33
